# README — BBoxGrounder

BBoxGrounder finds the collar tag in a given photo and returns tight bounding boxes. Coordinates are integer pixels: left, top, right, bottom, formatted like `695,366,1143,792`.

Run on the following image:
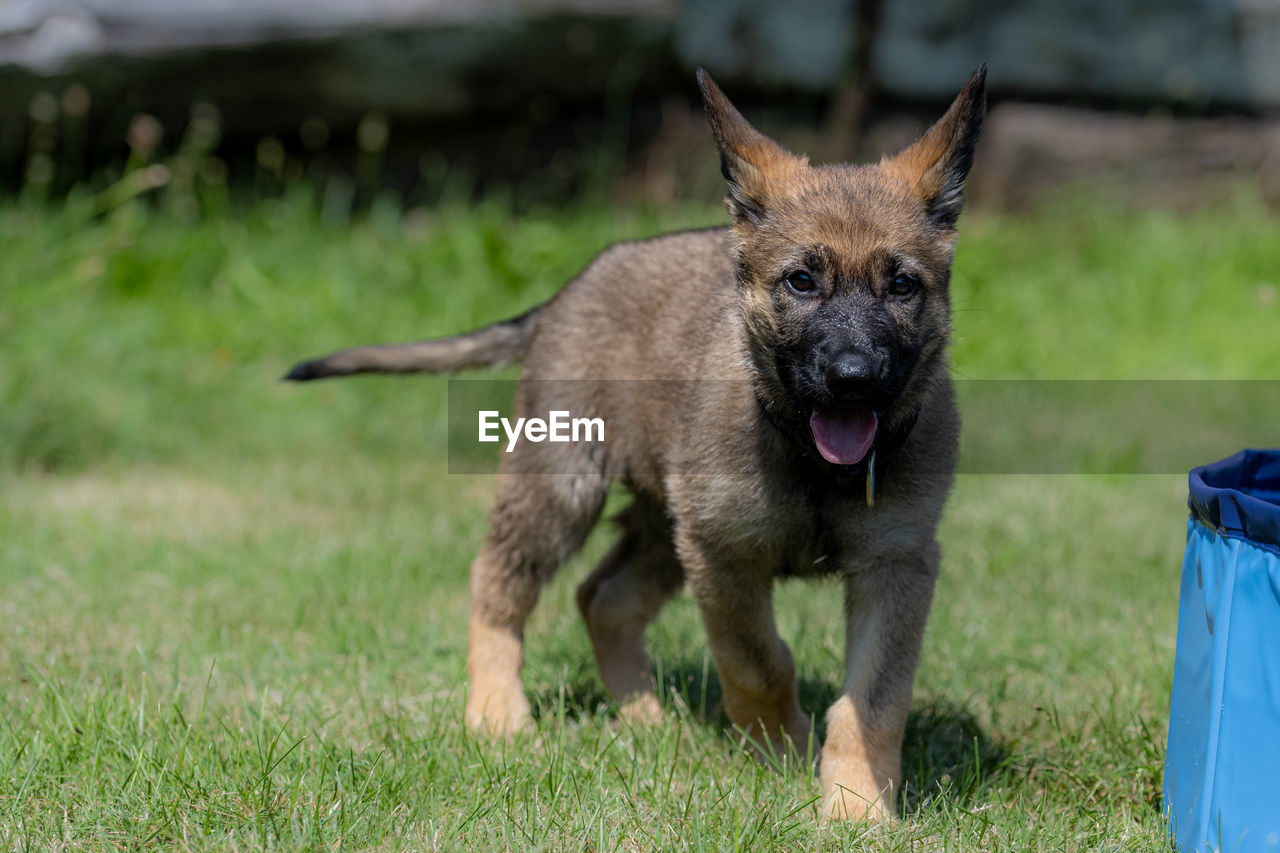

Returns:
865,447,876,507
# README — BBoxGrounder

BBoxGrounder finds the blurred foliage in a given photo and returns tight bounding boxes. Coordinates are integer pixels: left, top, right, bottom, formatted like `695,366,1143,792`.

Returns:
3,181,1279,477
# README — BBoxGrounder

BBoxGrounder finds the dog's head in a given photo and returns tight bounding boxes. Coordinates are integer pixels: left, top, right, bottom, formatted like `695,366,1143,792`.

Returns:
698,66,986,468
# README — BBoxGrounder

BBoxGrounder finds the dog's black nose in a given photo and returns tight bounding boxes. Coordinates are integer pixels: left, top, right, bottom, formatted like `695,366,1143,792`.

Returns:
824,350,882,399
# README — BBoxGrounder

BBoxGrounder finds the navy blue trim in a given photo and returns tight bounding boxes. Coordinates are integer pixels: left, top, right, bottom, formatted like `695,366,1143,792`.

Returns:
1188,449,1280,557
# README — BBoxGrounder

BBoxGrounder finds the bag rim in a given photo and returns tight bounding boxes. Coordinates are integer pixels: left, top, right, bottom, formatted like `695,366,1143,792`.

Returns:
1188,449,1280,555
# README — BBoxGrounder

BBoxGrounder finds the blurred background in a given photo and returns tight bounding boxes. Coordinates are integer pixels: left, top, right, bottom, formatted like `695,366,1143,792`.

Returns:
2,4,1279,846
2,0,1278,210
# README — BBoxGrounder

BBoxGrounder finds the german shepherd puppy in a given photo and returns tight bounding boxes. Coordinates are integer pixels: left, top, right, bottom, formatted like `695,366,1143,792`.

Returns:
287,66,986,823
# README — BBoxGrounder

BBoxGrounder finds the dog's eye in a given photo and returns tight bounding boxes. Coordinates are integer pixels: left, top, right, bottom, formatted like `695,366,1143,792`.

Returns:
785,271,815,294
888,273,919,298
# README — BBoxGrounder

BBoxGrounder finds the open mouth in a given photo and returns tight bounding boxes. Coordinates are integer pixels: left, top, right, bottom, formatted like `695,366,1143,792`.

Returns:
809,407,878,466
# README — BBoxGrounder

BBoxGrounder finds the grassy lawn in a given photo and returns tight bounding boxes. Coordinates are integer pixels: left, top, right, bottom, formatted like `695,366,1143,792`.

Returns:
1,187,1278,849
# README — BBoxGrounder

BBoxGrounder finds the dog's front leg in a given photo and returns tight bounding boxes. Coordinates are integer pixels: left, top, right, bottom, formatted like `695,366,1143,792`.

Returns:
683,540,812,764
820,541,939,824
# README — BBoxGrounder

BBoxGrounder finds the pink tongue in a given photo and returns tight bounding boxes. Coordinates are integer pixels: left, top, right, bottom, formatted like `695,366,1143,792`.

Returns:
809,409,878,466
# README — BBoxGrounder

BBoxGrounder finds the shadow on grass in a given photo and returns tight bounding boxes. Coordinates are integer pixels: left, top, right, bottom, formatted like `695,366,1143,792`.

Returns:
898,700,1013,813
539,657,1014,813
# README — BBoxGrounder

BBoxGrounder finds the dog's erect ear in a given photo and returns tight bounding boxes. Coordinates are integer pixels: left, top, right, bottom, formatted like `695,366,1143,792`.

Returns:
697,69,807,225
883,64,987,230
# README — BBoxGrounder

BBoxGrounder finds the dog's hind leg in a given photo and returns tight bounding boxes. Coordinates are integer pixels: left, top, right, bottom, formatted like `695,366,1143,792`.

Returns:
576,496,683,724
465,462,609,736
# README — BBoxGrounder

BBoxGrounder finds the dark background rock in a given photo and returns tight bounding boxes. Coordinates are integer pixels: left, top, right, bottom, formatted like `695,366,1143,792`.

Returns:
0,0,1276,204
873,0,1280,111
0,2,685,139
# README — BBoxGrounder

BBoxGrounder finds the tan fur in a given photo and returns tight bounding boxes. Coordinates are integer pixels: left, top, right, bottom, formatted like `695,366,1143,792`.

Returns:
288,66,987,822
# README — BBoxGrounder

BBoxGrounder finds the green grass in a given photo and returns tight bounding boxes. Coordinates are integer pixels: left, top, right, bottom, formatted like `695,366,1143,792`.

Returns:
1,186,1278,849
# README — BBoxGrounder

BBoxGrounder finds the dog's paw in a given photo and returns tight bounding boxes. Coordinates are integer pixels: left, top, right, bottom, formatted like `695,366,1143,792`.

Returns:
617,693,665,727
465,691,533,739
819,787,895,826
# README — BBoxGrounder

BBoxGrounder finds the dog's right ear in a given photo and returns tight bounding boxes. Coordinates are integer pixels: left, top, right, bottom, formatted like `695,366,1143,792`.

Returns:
698,69,807,226
882,64,987,230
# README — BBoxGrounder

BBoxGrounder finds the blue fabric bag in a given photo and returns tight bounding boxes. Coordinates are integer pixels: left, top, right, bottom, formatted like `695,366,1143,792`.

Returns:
1165,450,1280,852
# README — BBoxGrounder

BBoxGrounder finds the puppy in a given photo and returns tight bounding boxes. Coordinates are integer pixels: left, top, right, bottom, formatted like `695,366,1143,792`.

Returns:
287,66,986,822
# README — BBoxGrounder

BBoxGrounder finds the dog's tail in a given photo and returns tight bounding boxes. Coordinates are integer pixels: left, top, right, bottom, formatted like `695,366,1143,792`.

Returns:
283,306,540,381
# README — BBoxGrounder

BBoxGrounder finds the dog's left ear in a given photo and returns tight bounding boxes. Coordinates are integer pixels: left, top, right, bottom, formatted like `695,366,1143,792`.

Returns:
698,69,807,225
884,64,987,230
